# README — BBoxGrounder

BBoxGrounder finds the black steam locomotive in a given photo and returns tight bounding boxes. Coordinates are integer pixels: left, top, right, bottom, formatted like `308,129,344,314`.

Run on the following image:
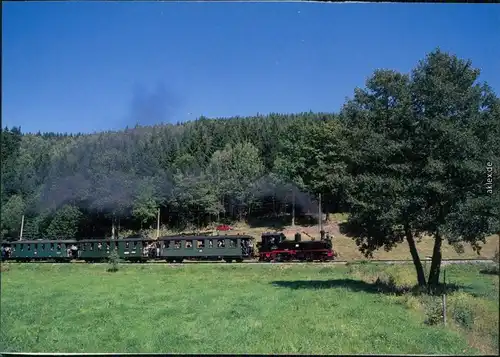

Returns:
257,231,335,262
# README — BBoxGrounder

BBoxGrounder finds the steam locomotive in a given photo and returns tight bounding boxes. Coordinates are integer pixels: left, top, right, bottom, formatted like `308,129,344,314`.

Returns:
258,231,335,262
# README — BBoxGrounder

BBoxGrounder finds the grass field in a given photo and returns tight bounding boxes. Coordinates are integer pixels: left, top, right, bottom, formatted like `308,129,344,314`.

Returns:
1,262,498,354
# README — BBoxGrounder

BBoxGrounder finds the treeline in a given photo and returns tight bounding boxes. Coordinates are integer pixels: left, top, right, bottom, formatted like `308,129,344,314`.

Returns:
1,49,499,285
1,111,338,240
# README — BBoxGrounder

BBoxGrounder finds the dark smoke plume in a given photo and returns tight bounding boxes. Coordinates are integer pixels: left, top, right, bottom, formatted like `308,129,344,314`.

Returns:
36,81,182,216
250,174,320,216
128,82,180,127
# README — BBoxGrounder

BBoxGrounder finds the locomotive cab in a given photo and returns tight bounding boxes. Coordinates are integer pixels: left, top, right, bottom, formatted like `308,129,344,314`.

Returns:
259,232,286,251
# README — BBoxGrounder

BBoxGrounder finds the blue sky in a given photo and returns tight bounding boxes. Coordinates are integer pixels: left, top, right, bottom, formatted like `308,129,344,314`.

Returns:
3,3,500,134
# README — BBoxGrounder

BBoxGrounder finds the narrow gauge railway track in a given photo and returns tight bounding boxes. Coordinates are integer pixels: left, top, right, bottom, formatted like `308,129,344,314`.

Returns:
3,258,494,265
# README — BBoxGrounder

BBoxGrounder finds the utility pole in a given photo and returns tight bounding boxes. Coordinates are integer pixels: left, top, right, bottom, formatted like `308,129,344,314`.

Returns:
318,193,322,235
291,189,295,227
111,214,116,239
156,207,161,239
19,215,25,240
442,269,447,326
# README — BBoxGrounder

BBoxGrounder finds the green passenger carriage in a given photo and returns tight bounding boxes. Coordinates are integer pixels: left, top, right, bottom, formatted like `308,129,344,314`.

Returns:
158,234,255,263
77,238,153,262
7,240,78,262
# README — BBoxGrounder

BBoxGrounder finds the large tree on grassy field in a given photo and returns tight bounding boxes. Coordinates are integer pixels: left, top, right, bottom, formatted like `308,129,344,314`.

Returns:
339,49,500,290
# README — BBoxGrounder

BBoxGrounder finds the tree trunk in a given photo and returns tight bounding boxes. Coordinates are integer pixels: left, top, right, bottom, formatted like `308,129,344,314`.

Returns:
428,232,443,292
405,224,426,286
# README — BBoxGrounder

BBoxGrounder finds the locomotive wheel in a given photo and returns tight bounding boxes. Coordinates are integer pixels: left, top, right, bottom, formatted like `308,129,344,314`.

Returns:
235,258,243,263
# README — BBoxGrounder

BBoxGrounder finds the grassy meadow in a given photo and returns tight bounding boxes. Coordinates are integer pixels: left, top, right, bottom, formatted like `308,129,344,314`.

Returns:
1,262,498,354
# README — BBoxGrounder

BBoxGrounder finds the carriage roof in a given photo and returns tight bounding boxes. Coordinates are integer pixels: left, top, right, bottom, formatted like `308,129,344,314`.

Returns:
158,234,254,241
7,239,78,244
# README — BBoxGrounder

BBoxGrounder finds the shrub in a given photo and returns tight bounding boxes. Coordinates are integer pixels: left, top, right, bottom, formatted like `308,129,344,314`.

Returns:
450,293,475,330
375,274,397,292
452,304,474,329
424,297,443,326
107,249,120,272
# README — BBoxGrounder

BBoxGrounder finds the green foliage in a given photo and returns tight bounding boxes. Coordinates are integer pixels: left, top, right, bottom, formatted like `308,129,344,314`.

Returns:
22,214,51,240
334,49,500,288
107,248,120,272
424,298,444,326
452,302,474,330
1,194,25,239
45,205,82,239
132,178,159,228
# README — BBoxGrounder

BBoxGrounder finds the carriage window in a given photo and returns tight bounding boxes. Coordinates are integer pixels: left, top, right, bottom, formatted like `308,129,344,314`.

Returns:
34,243,38,250
81,243,86,251
125,242,130,249
208,239,213,248
41,243,45,250
230,239,237,248
27,244,31,251
197,240,204,248
50,243,55,251
164,241,171,248
185,240,193,248
89,243,93,251
134,241,138,248
20,244,24,251
106,242,110,249
174,240,181,249
57,243,61,251
217,239,225,248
